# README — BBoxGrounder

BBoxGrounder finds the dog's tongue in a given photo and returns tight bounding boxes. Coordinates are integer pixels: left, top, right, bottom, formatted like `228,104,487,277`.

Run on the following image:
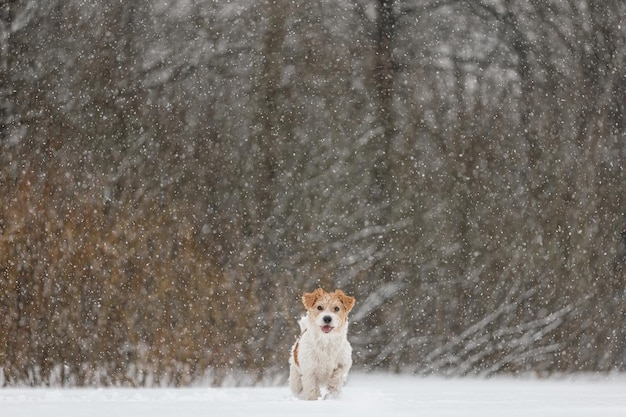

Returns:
321,325,333,333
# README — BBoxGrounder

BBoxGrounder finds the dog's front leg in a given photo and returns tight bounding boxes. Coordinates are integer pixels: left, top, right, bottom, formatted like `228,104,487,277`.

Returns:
300,373,321,400
325,364,348,399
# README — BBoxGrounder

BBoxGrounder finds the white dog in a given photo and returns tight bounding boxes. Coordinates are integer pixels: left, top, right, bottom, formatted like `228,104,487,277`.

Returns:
289,288,356,400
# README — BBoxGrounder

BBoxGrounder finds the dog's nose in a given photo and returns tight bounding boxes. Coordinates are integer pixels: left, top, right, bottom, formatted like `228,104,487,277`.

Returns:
323,315,332,324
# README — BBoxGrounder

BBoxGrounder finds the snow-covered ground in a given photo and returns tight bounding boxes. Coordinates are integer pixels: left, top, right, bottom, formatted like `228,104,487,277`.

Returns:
2,373,625,417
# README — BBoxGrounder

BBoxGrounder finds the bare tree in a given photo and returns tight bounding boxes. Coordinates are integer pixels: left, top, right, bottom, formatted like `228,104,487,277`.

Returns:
2,0,626,386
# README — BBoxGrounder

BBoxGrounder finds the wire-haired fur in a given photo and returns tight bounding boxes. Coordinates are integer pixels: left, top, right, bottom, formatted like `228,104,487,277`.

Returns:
289,288,356,400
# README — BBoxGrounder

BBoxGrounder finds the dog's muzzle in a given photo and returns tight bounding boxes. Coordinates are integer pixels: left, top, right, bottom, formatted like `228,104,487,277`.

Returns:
321,316,334,333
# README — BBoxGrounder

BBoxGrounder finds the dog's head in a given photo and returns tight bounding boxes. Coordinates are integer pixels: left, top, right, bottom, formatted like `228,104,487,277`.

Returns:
302,288,355,334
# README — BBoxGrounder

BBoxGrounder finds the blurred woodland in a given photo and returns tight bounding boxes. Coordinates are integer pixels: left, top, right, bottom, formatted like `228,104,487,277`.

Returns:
1,0,626,386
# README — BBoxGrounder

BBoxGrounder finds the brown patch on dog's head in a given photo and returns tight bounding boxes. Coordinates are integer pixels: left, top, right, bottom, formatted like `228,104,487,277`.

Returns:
334,289,355,313
302,288,326,309
302,288,356,328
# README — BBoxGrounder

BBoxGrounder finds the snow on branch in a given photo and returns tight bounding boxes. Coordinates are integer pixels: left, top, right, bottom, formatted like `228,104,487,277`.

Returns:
417,285,579,376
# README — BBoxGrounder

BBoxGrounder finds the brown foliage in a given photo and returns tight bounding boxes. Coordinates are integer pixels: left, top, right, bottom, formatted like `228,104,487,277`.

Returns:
1,0,626,385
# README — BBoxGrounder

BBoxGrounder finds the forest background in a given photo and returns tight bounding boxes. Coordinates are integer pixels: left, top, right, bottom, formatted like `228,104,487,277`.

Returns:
1,0,625,387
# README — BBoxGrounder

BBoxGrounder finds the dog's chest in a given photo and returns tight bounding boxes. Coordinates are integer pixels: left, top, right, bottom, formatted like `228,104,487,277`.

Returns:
300,333,346,369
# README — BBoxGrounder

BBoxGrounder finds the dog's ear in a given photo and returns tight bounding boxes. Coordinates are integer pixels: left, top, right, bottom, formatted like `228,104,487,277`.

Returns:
335,290,355,312
302,288,325,309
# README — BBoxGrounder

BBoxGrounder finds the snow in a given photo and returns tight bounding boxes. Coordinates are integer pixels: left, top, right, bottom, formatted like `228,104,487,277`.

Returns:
2,373,626,417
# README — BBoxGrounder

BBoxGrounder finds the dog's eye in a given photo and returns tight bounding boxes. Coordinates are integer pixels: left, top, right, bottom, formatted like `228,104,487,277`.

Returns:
333,306,340,312
317,305,323,311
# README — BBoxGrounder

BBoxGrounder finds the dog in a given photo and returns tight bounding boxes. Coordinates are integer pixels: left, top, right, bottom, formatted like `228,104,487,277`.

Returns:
289,288,356,400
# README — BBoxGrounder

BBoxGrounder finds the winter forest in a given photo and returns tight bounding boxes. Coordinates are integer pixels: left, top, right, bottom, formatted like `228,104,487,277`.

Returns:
1,0,625,387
